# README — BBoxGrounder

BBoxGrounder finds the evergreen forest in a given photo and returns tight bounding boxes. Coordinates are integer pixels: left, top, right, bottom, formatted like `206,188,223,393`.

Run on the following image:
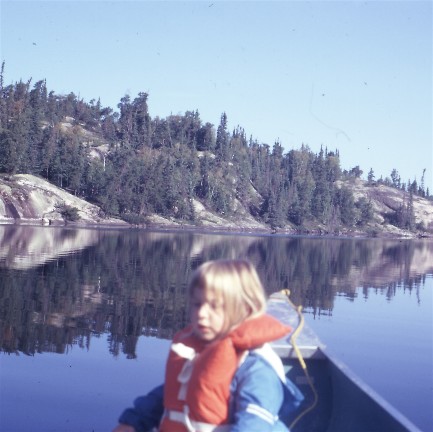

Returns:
0,64,430,231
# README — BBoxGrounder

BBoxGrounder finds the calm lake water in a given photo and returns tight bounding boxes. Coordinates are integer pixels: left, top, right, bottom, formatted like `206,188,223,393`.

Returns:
0,225,432,432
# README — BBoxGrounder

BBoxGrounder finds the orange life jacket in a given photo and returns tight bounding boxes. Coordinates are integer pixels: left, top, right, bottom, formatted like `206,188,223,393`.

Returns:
159,314,291,432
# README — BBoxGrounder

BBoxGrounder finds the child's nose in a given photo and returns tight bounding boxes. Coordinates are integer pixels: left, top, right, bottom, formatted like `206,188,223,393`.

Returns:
197,303,210,318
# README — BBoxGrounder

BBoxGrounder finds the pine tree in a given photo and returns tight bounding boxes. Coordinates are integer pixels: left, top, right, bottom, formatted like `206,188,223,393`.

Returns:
0,129,19,173
335,186,356,226
215,112,229,161
0,61,6,129
196,122,214,151
390,169,401,188
117,95,133,146
39,125,60,179
367,168,375,184
419,169,426,197
151,117,172,149
135,93,151,148
28,80,48,173
406,190,415,230
312,147,331,223
232,128,252,203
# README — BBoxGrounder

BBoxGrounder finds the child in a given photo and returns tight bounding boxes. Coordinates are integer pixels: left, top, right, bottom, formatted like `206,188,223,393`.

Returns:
113,259,303,432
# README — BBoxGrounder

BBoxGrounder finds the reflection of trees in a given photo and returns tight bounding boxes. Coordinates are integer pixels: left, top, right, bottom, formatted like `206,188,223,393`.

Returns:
248,238,369,312
0,231,190,357
0,228,432,358
374,273,427,304
248,238,433,315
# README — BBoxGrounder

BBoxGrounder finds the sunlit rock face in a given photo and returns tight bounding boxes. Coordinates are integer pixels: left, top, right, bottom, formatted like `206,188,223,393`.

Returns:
0,174,127,225
342,178,433,235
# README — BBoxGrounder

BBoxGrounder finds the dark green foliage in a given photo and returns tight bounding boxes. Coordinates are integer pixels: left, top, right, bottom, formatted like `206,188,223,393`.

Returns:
386,168,430,200
334,186,356,226
0,65,427,230
355,197,374,226
390,169,401,188
215,112,230,162
0,129,19,173
367,168,375,184
196,122,214,151
392,190,416,231
344,165,363,179
59,205,80,221
117,93,151,149
311,147,331,222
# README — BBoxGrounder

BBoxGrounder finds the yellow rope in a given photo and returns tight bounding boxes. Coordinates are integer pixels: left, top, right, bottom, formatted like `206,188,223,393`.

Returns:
281,289,318,431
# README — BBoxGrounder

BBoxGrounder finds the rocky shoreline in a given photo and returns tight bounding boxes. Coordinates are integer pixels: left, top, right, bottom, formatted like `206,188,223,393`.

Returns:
1,174,432,239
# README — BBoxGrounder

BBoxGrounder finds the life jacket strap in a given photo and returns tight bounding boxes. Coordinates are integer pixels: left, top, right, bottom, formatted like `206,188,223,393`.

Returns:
163,409,231,432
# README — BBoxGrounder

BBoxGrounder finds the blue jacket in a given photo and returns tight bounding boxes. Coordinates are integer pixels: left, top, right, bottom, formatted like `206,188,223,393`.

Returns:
118,345,303,432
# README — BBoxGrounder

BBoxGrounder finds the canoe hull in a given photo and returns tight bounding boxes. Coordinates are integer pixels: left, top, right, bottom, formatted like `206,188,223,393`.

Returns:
267,293,421,432
282,350,421,432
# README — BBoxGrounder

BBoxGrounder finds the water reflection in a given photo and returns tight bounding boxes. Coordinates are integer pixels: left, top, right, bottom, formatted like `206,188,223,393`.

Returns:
0,225,101,269
0,226,432,358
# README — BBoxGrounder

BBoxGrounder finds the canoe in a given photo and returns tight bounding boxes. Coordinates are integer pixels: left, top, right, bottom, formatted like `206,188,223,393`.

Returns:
267,292,422,432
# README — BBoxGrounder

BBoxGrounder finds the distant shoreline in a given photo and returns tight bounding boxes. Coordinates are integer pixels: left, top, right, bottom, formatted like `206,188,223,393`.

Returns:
1,217,431,240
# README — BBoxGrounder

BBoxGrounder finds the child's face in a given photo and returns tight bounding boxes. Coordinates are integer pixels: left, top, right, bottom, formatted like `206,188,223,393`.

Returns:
190,287,226,342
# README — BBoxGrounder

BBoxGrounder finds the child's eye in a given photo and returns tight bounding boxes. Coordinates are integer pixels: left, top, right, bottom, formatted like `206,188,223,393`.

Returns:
210,300,223,311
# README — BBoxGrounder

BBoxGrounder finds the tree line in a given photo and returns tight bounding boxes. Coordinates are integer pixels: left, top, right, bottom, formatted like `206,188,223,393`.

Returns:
0,65,429,231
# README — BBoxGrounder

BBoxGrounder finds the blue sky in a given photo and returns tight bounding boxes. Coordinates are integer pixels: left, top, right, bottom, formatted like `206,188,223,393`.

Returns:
1,0,432,190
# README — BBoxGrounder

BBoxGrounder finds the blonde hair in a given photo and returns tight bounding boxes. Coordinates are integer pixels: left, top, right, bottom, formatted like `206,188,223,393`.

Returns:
188,259,267,333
